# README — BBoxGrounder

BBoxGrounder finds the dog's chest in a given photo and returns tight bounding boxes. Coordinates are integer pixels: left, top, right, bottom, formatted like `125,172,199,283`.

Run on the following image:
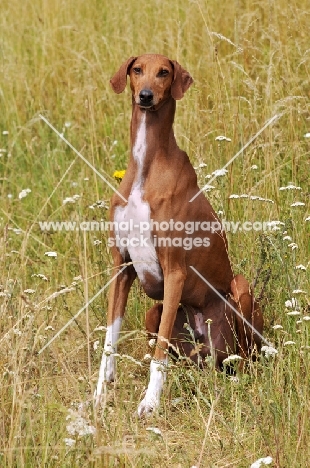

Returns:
114,114,163,286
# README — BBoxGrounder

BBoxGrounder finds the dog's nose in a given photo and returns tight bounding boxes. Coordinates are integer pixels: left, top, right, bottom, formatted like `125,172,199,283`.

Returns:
139,89,153,106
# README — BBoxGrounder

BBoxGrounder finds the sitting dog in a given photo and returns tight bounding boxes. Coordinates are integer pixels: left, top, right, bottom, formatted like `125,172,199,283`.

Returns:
94,54,263,416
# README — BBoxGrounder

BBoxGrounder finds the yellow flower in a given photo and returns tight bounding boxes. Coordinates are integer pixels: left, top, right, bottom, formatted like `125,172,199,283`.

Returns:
113,170,126,182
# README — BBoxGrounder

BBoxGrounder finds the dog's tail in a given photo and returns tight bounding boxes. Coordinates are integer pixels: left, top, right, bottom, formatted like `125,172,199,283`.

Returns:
230,274,263,359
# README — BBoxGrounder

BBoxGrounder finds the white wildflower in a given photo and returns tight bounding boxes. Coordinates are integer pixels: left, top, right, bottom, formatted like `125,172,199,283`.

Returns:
291,201,305,207
64,122,71,128
248,196,274,203
287,311,300,316
303,316,310,321
93,340,99,351
2,130,9,135
215,135,232,142
305,216,310,222
272,325,283,330
229,194,240,199
203,184,215,191
64,438,76,447
279,184,302,191
288,242,298,250
282,235,292,241
45,251,57,258
303,132,310,138
251,164,258,170
73,275,82,282
148,338,156,348
93,239,102,246
66,409,96,437
284,340,295,346
24,289,36,294
18,188,31,199
285,298,297,308
199,162,207,168
31,273,48,281
261,346,278,358
146,427,162,436
0,291,10,298
143,353,152,361
63,195,80,205
295,264,306,271
292,289,306,294
212,168,228,177
223,354,242,364
250,456,273,468
89,200,108,209
63,197,76,204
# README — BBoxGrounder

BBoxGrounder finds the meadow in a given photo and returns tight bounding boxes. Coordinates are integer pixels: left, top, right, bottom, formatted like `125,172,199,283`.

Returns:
0,0,309,466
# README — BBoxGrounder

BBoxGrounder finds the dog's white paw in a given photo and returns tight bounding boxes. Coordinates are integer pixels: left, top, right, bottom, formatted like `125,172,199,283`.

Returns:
94,352,115,406
137,393,160,417
101,352,116,382
137,359,167,417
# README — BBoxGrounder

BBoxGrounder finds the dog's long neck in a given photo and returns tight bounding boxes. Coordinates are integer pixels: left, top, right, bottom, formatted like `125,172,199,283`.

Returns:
129,97,177,179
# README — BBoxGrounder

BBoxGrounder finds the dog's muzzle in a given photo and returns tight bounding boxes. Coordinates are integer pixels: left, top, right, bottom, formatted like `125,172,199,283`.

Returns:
139,89,154,108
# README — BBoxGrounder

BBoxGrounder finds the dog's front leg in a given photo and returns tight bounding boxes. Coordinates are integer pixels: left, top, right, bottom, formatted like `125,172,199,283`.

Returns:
138,269,185,417
94,259,136,405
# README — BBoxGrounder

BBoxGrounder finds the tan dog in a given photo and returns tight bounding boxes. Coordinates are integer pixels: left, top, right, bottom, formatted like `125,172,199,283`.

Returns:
94,54,263,416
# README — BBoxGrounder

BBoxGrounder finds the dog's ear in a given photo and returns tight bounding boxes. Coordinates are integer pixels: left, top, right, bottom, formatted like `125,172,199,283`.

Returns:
110,56,137,94
170,60,193,100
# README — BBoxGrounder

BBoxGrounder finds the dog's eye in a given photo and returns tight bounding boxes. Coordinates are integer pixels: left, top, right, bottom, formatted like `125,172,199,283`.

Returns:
157,69,169,77
133,67,142,75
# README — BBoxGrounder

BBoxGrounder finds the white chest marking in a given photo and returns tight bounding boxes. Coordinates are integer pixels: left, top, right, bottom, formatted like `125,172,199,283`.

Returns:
114,114,162,284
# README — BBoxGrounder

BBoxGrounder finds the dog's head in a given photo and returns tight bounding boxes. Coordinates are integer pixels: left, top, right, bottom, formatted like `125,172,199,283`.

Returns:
110,54,193,109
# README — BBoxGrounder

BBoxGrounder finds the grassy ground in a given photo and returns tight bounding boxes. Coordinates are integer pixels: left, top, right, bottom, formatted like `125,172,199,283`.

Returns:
0,0,309,466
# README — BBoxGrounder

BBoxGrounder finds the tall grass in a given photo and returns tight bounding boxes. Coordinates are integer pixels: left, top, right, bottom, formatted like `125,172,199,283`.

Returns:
0,0,309,466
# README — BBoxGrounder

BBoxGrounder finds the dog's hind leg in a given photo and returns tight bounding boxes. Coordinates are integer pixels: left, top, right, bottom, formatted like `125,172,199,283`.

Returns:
230,274,263,359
